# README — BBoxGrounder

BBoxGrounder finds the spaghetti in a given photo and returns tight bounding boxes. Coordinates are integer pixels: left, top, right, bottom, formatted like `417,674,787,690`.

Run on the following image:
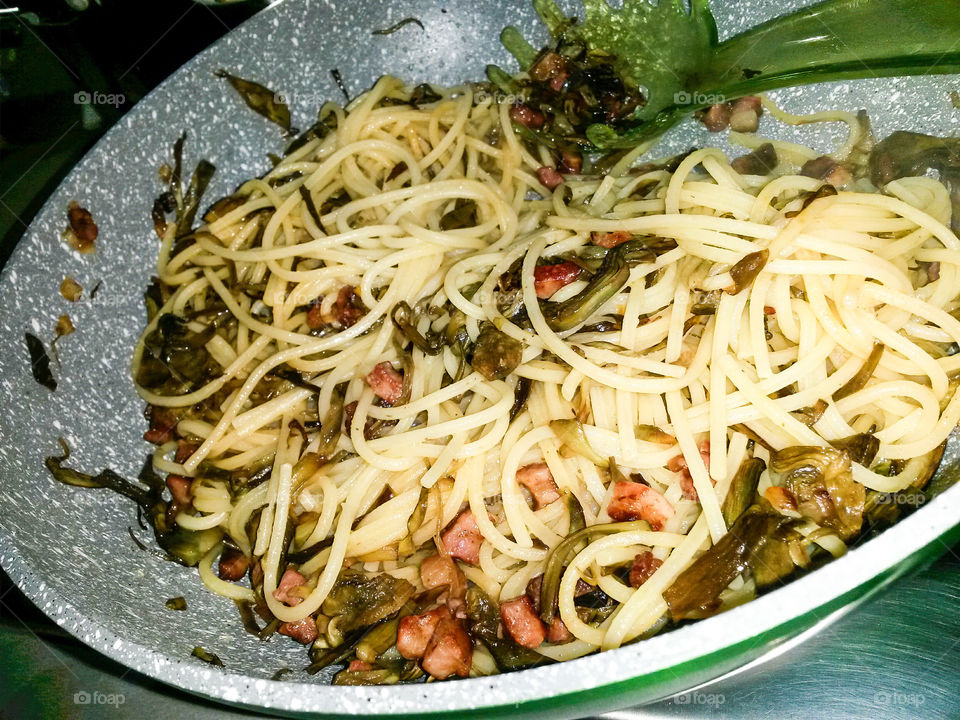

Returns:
129,76,960,678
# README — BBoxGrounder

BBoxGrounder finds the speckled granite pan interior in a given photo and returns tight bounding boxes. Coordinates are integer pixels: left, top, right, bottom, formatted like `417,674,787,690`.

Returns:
1,0,959,716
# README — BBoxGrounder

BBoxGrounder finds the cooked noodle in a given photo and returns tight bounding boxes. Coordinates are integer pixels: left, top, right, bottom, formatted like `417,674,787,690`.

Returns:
131,76,960,664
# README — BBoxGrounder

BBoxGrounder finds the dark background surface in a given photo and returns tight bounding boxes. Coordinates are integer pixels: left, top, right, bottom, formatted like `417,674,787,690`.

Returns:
1,2,958,718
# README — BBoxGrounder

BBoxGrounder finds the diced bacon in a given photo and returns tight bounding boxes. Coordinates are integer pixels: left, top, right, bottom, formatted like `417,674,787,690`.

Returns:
526,574,591,617
174,440,198,465
607,481,675,530
421,612,473,679
729,96,763,133
348,660,373,672
397,606,448,660
765,485,799,512
218,546,250,581
667,439,712,496
306,300,324,330
733,96,762,114
366,362,403,405
764,305,776,315
533,262,582,299
536,166,564,190
546,617,572,644
144,405,178,444
800,155,852,186
559,150,582,174
516,462,561,509
273,569,307,607
701,102,731,132
335,286,366,328
278,617,318,644
549,73,569,92
525,574,543,614
666,455,687,473
509,103,545,129
165,475,192,505
679,473,699,502
500,595,546,649
66,201,98,252
441,510,483,565
420,554,466,596
530,51,568,88
591,230,632,249
629,550,663,588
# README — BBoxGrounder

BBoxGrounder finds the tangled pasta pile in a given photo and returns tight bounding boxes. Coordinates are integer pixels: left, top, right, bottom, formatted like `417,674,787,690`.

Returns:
120,76,960,681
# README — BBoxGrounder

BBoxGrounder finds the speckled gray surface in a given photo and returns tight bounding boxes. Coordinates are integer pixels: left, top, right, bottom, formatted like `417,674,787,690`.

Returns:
1,0,959,717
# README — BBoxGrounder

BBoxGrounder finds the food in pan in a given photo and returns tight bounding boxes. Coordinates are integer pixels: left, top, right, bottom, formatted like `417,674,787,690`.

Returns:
48,0,960,684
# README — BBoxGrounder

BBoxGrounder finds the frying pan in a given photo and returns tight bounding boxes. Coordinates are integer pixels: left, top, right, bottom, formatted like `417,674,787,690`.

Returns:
1,0,958,716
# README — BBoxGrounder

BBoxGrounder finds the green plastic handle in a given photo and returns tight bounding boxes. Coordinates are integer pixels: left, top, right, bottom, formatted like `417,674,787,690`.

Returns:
704,0,960,99
589,0,960,149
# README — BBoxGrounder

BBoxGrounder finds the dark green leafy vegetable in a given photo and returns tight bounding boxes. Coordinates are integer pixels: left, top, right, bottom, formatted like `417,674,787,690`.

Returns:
439,199,478,231
321,570,416,634
355,616,401,664
770,444,866,540
315,393,345,460
540,518,649,625
721,457,764,526
372,17,424,36
392,301,444,355
152,134,216,240
299,185,323,228
25,332,56,391
465,587,548,671
176,159,216,238
307,624,376,674
203,194,247,223
216,69,293,134
543,240,650,331
46,439,221,566
191,646,224,667
330,68,350,103
471,324,522,380
138,313,219,391
509,377,533,422
333,667,400,685
727,250,768,295
286,108,340,155
234,600,263,637
795,399,828,427
636,425,675,445
663,508,802,620
549,419,606,466
730,143,778,176
398,487,429,558
833,342,884,401
785,183,839,219
917,442,953,502
870,131,960,188
409,83,441,108
830,433,880,467
165,596,187,611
